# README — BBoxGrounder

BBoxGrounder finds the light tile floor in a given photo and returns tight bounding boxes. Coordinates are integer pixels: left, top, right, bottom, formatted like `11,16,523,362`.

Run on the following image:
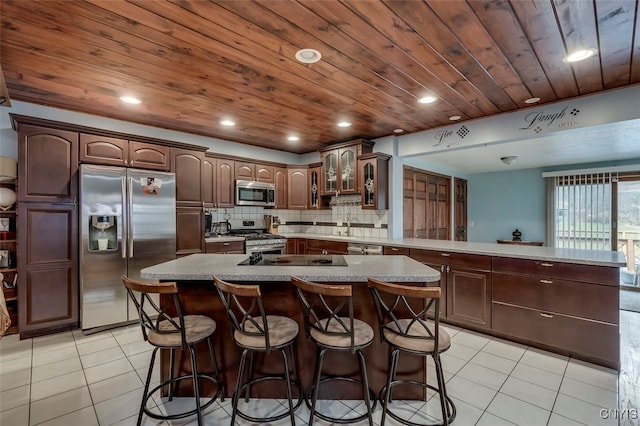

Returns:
0,323,622,426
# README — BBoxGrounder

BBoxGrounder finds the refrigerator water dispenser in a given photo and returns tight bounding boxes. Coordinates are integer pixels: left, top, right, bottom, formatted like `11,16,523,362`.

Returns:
89,215,116,251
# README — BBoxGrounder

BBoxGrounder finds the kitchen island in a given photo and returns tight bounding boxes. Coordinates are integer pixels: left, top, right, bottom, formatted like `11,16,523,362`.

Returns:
141,254,440,399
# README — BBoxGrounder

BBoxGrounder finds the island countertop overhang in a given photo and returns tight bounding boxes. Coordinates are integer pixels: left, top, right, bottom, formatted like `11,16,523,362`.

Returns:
140,253,441,282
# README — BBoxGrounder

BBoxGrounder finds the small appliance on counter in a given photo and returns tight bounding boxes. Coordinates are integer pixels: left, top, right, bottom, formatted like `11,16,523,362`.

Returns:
264,215,280,235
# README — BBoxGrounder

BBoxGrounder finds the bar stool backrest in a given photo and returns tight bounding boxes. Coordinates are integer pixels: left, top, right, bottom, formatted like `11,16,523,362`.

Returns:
290,276,356,353
121,275,187,350
367,278,442,353
213,276,271,350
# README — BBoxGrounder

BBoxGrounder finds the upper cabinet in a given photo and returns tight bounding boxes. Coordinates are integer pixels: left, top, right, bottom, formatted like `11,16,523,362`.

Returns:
171,148,205,206
358,153,390,210
234,161,275,183
18,124,78,204
287,168,307,210
80,134,170,171
215,157,235,208
320,139,374,196
274,167,288,209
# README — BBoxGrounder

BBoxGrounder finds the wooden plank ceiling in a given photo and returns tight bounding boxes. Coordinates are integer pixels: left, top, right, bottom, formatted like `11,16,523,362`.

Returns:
1,0,638,154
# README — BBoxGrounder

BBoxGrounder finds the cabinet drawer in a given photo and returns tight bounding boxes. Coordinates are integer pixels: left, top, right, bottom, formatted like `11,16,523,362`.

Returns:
384,246,410,256
306,239,348,254
205,241,244,253
492,257,619,285
493,273,618,324
492,302,619,366
410,249,491,270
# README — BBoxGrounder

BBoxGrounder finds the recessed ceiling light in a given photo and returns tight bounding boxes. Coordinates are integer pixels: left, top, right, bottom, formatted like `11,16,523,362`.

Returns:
120,96,141,104
220,119,236,126
295,48,322,64
449,115,461,121
564,49,597,63
524,97,541,104
393,128,404,133
418,95,437,104
287,136,300,142
337,121,352,128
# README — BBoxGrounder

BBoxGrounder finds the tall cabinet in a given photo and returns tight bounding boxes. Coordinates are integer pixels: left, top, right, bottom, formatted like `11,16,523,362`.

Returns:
14,119,80,338
0,179,18,335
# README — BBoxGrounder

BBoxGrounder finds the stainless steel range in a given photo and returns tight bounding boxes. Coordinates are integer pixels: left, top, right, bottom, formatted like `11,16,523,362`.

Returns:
227,219,286,255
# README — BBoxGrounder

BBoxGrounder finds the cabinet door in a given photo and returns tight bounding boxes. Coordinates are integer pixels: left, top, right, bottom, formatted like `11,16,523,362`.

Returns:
274,167,288,209
18,125,78,203
256,164,275,183
234,161,255,181
202,157,215,206
446,267,491,329
322,151,338,195
288,168,308,209
308,167,321,209
172,148,204,206
428,174,450,240
18,203,78,338
205,241,244,254
129,142,170,171
216,158,235,207
79,134,128,167
176,206,204,256
454,178,467,241
339,147,357,193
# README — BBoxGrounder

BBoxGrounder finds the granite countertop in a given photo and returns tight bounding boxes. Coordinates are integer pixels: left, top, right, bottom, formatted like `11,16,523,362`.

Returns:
141,254,441,283
280,233,627,267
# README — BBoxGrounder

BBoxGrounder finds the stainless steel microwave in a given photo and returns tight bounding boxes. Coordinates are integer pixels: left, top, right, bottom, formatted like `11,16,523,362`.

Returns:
235,180,276,207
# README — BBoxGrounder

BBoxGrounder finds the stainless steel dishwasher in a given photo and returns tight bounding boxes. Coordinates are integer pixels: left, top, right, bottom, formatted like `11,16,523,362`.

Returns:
347,243,383,255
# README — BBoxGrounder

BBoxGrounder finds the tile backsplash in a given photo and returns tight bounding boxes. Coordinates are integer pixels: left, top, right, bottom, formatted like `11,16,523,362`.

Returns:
206,199,388,239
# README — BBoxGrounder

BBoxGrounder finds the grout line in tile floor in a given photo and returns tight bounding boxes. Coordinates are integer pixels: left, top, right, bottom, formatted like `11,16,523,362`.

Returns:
0,323,626,426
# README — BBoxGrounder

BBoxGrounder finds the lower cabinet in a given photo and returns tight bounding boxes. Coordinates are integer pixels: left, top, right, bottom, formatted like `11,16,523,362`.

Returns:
205,240,244,254
492,257,619,368
18,203,78,338
286,238,306,254
176,206,204,256
305,239,348,255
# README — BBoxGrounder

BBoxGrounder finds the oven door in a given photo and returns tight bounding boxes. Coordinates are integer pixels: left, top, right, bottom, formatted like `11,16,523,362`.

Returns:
245,244,286,256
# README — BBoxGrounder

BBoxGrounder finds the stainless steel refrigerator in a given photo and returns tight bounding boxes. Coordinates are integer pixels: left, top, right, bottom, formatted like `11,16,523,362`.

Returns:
80,164,176,331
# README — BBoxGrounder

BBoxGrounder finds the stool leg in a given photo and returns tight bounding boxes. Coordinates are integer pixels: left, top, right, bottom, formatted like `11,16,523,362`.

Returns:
381,347,399,426
308,347,327,426
244,351,256,402
207,337,224,401
139,347,159,426
188,345,203,426
433,353,451,426
388,348,400,404
232,349,250,426
280,348,296,426
357,349,374,426
168,348,175,401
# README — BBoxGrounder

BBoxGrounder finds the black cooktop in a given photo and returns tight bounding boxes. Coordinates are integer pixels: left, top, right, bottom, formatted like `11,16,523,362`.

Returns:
238,254,348,266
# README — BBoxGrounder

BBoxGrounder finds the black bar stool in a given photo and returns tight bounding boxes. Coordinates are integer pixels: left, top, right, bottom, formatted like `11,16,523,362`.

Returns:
121,276,224,426
213,276,303,425
291,276,376,426
368,277,456,426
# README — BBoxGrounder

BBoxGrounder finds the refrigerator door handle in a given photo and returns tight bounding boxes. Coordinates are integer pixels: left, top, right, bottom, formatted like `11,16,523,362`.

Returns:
121,176,127,259
128,176,134,258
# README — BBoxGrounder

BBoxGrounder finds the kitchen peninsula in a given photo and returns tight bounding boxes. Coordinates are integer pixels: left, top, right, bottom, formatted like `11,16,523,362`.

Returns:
141,254,440,399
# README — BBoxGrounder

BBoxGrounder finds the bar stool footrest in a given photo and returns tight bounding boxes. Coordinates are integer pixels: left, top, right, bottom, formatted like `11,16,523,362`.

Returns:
306,376,377,424
234,375,304,423
380,380,456,426
143,374,222,421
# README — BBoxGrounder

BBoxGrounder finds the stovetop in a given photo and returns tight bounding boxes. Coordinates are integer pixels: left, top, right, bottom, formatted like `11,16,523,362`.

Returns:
238,254,348,266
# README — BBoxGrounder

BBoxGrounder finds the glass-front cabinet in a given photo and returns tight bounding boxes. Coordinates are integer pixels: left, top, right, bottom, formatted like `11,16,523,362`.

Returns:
320,139,374,197
309,165,320,209
358,153,390,210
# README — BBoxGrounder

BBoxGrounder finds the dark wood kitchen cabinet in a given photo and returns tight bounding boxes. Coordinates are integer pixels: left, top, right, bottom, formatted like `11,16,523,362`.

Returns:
205,155,234,208
403,167,451,240
358,153,390,209
79,134,170,171
17,124,78,203
235,161,275,183
205,240,244,254
320,139,374,196
410,249,491,327
18,202,78,338
287,168,307,209
176,206,205,256
305,239,348,255
172,148,206,207
492,257,619,368
0,180,18,335
286,238,307,255
275,167,288,209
